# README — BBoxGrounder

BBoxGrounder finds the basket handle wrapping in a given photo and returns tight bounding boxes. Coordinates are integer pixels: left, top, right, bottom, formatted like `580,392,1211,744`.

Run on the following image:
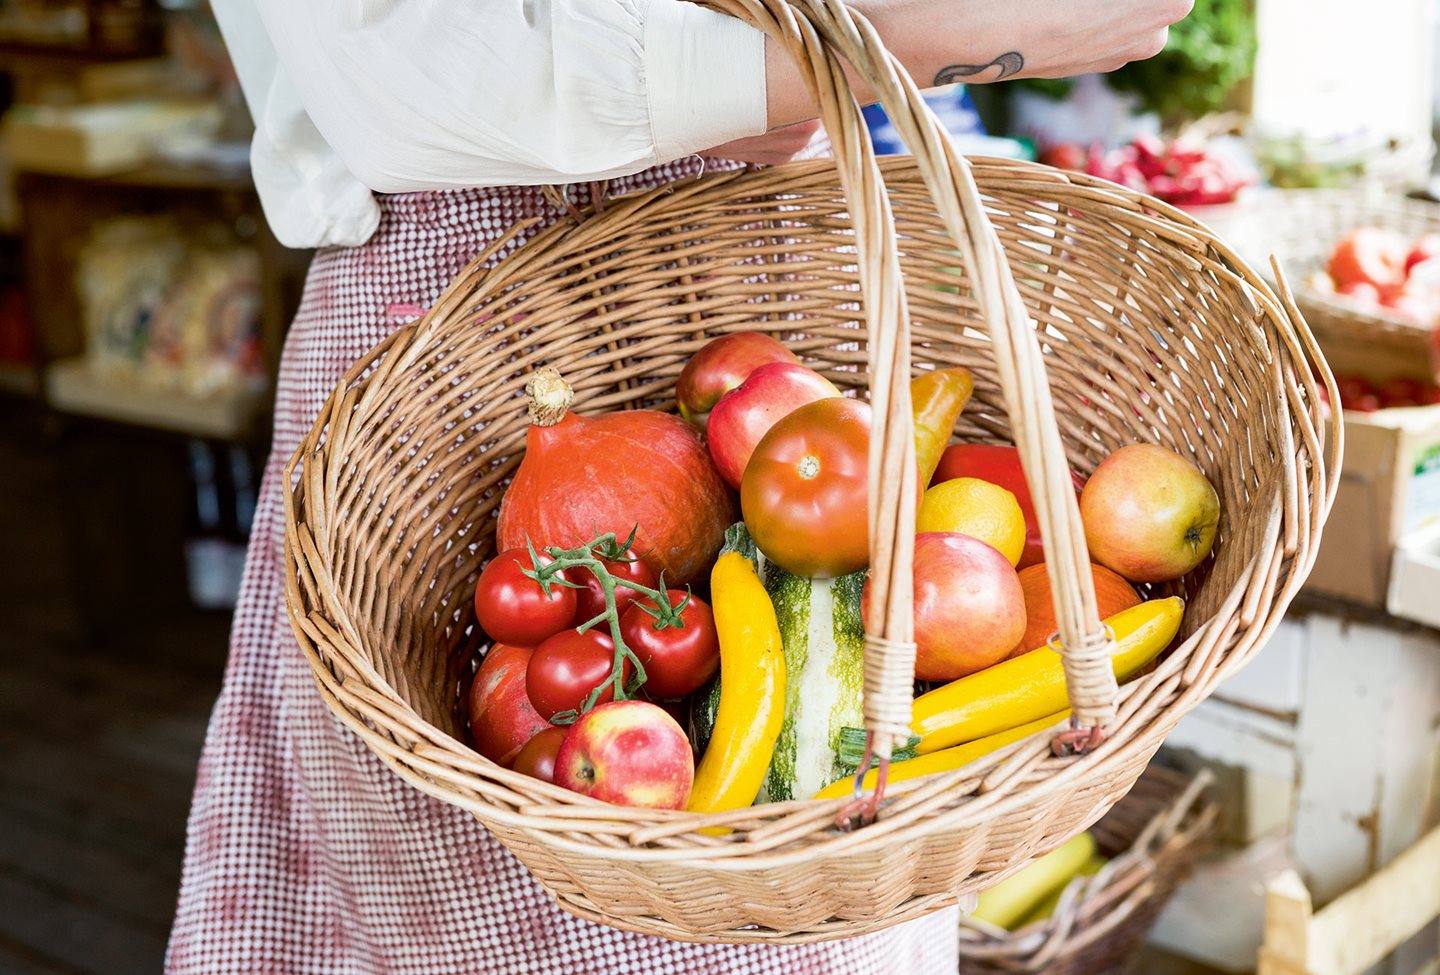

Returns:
694,0,1118,774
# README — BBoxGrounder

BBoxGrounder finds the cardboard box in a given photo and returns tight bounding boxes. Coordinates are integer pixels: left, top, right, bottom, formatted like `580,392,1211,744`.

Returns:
1387,519,1440,628
1305,405,1440,606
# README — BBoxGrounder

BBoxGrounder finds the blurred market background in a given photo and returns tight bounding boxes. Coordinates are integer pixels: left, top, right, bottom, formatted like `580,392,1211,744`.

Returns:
0,1,1437,973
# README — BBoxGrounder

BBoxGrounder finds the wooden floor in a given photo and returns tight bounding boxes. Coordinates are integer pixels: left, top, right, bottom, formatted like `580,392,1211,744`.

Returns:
0,400,231,974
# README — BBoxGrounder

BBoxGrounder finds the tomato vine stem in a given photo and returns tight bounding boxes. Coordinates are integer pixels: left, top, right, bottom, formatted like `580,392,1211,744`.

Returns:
523,532,690,714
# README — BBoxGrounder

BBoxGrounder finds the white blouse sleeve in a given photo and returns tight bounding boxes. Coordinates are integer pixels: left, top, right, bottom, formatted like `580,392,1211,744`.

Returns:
250,0,770,193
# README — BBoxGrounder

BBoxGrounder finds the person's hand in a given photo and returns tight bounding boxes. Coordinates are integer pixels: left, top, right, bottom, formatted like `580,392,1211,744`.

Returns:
925,0,1195,85
764,0,1194,127
705,120,823,166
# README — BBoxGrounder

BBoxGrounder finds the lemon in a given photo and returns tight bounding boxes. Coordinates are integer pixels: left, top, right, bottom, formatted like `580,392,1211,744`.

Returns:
917,477,1025,566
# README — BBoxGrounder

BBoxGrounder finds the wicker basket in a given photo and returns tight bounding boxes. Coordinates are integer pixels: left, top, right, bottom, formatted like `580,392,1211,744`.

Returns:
282,0,1337,944
1211,188,1440,356
956,764,1218,975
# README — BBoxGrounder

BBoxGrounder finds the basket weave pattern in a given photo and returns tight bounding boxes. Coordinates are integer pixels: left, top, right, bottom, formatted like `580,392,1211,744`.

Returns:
956,765,1218,975
283,0,1336,944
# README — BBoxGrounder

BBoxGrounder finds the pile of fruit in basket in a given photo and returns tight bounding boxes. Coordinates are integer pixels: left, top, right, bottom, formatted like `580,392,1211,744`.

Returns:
1306,227,1440,326
468,334,1219,811
1038,133,1252,207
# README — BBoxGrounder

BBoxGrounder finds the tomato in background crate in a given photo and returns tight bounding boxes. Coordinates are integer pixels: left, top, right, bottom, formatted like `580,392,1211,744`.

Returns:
469,645,551,767
473,548,576,648
1404,234,1440,275
1328,228,1408,292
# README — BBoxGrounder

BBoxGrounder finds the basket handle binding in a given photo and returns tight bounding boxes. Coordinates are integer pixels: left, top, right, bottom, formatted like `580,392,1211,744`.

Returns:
692,0,1117,816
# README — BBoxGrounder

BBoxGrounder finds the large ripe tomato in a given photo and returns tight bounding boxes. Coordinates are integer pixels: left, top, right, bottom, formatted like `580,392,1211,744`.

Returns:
1328,228,1407,291
933,444,1087,569
741,397,871,578
571,549,660,627
474,548,576,647
525,628,630,720
511,726,568,782
1405,234,1440,276
619,590,720,699
468,644,551,766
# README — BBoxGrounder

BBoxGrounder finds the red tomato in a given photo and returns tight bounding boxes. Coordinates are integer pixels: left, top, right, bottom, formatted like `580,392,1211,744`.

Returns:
1380,377,1426,408
1335,374,1376,407
1418,385,1440,405
526,628,630,720
468,645,551,766
511,726,568,782
1347,392,1381,413
474,548,576,647
741,397,871,578
932,444,1087,569
1405,234,1440,276
620,590,720,699
1337,280,1383,308
1328,228,1407,292
571,549,660,626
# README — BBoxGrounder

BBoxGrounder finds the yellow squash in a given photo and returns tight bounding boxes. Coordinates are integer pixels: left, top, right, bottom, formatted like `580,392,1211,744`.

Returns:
971,831,1098,929
913,596,1185,754
687,551,786,813
912,367,974,486
811,710,1068,801
1014,852,1108,928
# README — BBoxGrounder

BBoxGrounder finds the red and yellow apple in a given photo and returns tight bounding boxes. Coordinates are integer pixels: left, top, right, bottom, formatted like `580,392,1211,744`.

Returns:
706,361,840,488
554,701,694,809
676,332,798,429
1080,444,1220,583
468,644,551,767
864,532,1026,681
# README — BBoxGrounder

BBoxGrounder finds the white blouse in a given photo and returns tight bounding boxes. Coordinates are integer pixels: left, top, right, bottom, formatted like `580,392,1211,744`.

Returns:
211,0,769,249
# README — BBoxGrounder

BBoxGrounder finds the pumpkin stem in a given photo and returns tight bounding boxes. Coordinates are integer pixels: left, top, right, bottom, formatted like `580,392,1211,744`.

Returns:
526,367,573,426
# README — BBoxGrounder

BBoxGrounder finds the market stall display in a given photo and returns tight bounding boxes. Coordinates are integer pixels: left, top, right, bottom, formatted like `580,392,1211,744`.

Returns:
280,0,1334,945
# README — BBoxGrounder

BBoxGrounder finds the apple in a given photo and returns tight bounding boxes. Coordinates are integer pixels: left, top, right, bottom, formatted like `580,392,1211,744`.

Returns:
1404,234,1440,276
676,332,798,429
511,726,568,783
468,644,551,767
1080,444,1220,583
553,701,694,809
706,361,840,488
863,532,1026,681
1328,228,1407,292
933,443,1087,568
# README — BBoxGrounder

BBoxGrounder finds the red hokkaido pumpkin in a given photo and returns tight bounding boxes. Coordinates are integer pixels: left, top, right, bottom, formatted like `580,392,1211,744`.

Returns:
496,368,737,587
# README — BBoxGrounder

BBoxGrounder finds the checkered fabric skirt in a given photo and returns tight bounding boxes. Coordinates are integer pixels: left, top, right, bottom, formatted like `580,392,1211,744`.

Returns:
165,155,960,974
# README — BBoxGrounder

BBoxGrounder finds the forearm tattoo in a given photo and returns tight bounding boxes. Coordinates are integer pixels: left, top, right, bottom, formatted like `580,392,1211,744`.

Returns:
933,51,1024,85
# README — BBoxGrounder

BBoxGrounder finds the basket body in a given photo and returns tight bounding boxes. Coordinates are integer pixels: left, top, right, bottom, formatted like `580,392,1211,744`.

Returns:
284,153,1334,942
956,765,1218,975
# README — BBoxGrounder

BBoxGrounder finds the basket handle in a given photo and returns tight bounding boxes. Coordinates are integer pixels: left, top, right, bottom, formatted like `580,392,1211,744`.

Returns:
696,0,1117,787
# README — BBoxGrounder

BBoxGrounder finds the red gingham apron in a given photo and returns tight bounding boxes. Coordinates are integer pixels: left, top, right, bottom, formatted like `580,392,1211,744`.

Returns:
166,156,960,974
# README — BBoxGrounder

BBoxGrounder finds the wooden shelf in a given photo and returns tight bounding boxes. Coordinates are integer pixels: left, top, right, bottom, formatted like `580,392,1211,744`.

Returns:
45,358,266,439
0,38,162,71
0,362,38,396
